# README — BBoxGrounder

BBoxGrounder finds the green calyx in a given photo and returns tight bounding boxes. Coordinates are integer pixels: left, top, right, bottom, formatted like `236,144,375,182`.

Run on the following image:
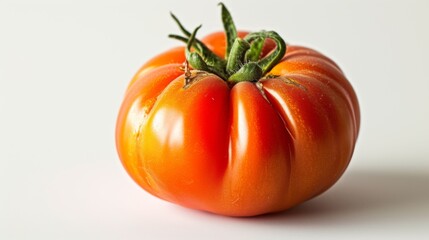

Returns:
169,3,286,85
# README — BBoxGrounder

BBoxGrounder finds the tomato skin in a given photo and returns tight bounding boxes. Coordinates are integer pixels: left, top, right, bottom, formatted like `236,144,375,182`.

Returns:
126,47,186,90
116,33,360,217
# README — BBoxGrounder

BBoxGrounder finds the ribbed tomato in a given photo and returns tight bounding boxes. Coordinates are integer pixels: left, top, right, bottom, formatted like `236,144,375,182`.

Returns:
116,4,359,216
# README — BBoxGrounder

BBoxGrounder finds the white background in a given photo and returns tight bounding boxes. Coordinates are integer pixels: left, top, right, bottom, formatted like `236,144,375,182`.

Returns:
1,0,428,239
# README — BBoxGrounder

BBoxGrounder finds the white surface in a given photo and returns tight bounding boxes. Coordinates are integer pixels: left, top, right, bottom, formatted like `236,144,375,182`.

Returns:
1,0,428,239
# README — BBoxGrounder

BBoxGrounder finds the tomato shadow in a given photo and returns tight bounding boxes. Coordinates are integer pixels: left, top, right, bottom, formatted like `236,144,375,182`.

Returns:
245,166,429,226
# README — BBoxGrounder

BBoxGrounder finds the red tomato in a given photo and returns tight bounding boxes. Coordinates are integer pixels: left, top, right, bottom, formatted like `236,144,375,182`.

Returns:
116,4,359,216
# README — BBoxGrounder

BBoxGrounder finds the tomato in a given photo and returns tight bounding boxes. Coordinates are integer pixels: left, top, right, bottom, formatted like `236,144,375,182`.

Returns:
116,4,359,217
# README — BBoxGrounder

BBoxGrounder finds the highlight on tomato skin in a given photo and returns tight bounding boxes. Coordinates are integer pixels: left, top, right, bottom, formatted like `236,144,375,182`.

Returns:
115,3,360,217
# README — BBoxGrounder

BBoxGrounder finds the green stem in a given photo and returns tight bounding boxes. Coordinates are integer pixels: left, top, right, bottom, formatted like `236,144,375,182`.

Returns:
185,26,228,80
244,31,286,75
228,62,263,83
245,36,265,62
169,3,287,86
168,34,189,44
170,12,192,36
226,38,250,75
219,3,237,59
170,13,226,69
